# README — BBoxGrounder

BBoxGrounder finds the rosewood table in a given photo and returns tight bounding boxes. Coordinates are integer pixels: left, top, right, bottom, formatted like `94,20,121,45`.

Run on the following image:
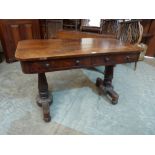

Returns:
15,38,142,122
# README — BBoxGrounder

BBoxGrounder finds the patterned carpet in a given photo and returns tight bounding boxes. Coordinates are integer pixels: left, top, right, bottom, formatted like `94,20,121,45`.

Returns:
0,59,155,134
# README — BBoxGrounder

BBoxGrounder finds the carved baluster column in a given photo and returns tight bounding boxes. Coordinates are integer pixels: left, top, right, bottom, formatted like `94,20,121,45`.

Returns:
36,73,52,122
96,65,119,104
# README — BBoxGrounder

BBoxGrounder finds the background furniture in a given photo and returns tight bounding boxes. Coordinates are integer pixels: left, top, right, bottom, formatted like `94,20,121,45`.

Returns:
40,19,63,39
40,19,80,39
116,20,143,44
0,20,40,62
141,20,155,57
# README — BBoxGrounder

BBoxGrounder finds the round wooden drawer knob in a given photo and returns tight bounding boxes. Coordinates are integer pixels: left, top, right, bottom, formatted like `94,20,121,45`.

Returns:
44,63,50,67
126,56,131,61
75,60,80,64
105,57,110,62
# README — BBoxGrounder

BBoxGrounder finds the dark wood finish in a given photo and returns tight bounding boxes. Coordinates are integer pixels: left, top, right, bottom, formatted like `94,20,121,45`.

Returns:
2,19,155,63
0,39,2,62
15,38,141,122
0,53,2,62
36,73,52,122
56,30,116,74
141,20,153,45
140,19,155,57
96,65,119,104
20,52,139,74
144,20,155,57
15,38,141,61
0,19,41,62
39,20,47,39
141,20,152,35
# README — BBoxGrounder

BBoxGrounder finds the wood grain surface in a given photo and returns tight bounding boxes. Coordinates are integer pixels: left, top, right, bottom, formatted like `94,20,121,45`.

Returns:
15,38,142,61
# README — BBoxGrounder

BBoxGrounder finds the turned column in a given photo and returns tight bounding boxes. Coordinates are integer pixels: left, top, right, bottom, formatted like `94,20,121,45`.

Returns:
96,65,119,104
36,73,52,122
103,65,114,87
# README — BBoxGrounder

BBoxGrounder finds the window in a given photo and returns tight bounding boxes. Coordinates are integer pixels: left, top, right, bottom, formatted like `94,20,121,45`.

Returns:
88,19,101,27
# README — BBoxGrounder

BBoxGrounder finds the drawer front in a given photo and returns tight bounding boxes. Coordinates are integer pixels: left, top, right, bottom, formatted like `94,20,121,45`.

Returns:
21,53,139,74
92,53,139,66
21,57,91,73
115,53,139,63
51,57,91,69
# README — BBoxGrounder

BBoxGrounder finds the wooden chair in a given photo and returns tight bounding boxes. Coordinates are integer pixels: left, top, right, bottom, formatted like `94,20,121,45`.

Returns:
100,19,143,44
100,19,119,35
116,20,143,44
100,19,143,67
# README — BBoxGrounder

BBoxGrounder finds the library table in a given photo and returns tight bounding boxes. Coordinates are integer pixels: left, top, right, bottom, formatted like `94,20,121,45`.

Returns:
15,38,142,122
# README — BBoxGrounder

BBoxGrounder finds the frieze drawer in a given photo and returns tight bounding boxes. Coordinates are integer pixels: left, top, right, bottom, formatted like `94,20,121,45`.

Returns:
91,53,139,66
21,57,91,73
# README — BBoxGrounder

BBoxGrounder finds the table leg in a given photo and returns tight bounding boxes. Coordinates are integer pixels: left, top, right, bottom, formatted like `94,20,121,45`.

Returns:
36,73,52,122
96,65,119,104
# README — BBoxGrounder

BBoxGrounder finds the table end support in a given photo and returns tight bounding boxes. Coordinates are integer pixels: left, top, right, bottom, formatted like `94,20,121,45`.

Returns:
96,65,119,105
37,73,52,122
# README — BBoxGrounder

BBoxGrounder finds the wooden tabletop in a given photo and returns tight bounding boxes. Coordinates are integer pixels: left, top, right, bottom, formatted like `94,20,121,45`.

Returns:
15,38,142,61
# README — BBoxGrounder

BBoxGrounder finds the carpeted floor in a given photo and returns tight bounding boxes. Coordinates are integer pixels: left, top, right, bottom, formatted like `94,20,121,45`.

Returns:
0,58,155,134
